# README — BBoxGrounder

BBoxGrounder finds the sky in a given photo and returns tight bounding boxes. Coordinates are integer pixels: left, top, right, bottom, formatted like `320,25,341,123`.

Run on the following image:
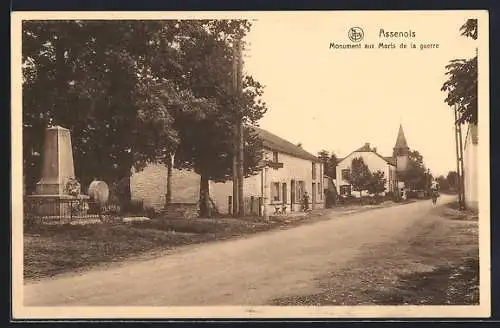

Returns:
242,12,478,177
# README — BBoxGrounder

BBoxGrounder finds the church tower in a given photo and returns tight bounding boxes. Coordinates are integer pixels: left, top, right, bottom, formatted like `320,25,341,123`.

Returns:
393,124,410,172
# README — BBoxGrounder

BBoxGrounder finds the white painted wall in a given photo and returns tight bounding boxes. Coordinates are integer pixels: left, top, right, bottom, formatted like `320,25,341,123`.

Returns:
336,151,395,197
463,125,478,210
210,149,324,215
209,172,262,215
264,150,324,212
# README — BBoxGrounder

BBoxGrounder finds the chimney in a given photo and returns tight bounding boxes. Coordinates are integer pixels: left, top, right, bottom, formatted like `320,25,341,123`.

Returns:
365,142,370,148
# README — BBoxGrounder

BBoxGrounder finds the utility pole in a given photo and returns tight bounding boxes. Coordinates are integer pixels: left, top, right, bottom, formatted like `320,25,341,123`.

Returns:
232,37,244,217
236,39,245,217
457,110,466,210
232,39,239,217
454,105,465,210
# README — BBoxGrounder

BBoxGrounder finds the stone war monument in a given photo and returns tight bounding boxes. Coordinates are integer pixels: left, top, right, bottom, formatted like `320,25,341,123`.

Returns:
27,125,89,217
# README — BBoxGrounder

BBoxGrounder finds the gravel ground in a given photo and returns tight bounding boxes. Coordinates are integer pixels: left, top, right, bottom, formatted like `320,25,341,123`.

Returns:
24,197,445,306
272,201,479,305
24,202,398,281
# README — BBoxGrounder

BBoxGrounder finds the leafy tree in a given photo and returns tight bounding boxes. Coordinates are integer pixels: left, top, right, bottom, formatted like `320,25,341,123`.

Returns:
446,170,459,190
399,149,428,190
317,150,338,179
346,157,372,198
22,20,268,218
436,175,450,191
367,170,386,196
22,20,212,195
171,21,267,216
441,19,478,125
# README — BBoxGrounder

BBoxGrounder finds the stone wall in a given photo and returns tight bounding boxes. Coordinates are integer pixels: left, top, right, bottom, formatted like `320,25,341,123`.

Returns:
130,164,200,210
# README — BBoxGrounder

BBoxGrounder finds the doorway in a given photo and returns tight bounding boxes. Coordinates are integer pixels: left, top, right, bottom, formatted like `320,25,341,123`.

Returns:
312,182,317,209
282,183,287,205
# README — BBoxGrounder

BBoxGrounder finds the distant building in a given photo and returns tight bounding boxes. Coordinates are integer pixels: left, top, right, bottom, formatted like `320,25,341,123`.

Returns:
393,124,410,174
392,124,411,199
463,123,478,210
335,125,410,198
336,142,397,197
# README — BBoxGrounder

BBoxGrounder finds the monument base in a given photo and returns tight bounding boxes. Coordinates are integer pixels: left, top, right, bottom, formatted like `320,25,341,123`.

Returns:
26,194,90,218
35,182,62,195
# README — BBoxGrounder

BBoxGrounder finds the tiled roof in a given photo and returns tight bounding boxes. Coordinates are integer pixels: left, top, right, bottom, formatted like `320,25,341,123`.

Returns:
250,126,320,162
337,144,395,166
384,156,396,166
394,124,409,149
355,144,372,152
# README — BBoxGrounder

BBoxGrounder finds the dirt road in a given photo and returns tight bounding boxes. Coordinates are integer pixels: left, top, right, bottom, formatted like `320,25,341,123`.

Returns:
24,196,454,306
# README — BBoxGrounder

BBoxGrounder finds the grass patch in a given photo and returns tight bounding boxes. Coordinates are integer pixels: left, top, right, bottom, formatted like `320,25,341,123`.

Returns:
373,258,479,305
24,213,323,281
24,222,211,280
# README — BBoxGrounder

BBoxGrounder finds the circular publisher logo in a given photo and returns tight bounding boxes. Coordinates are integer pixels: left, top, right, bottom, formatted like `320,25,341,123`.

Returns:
348,27,364,42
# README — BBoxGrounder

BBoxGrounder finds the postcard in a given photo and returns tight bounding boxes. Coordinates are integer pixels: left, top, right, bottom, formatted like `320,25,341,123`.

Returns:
11,10,490,319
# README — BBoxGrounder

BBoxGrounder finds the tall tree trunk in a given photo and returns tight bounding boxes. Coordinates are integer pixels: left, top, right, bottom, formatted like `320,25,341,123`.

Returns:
199,174,211,218
165,154,173,206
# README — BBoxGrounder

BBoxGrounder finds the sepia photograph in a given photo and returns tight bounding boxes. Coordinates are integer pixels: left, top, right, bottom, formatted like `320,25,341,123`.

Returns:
11,10,490,319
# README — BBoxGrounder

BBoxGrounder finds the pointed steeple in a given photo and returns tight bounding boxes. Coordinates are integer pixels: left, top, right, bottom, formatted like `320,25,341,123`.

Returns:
393,124,409,159
394,124,408,150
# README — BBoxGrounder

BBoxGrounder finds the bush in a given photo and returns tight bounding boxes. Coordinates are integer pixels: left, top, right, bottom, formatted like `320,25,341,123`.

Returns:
120,199,144,215
109,177,131,206
144,206,159,219
325,189,337,208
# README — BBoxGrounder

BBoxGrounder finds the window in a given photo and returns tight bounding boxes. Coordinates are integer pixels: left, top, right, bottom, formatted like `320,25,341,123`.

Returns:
340,185,351,196
341,169,350,181
312,162,317,179
271,182,280,202
273,151,279,163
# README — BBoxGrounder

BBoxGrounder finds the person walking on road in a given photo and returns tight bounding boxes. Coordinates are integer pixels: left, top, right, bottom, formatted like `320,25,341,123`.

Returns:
430,180,439,205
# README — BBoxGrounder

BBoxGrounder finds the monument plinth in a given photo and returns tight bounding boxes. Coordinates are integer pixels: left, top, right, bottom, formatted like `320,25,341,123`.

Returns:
27,125,88,217
35,126,76,195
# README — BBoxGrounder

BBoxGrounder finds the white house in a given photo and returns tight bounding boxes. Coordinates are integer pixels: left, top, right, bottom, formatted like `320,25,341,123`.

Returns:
336,143,397,197
335,125,411,198
129,126,324,216
463,123,478,210
210,127,324,216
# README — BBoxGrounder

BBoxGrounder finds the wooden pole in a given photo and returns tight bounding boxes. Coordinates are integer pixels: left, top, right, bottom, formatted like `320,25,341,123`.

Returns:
236,40,245,217
454,105,463,208
458,116,466,210
232,127,239,216
232,40,240,217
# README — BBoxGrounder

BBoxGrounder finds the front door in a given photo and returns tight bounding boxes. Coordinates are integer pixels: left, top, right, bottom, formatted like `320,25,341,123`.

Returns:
312,182,317,209
282,183,287,206
290,180,295,211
